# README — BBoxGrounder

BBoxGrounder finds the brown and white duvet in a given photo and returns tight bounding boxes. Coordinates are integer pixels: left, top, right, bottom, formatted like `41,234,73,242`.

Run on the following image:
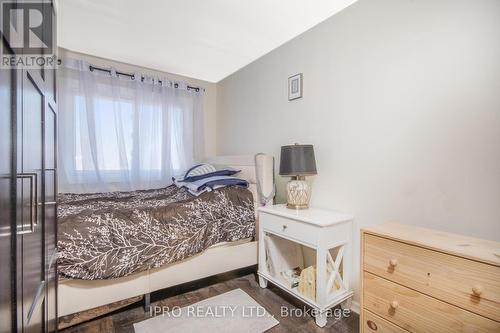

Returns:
57,185,255,280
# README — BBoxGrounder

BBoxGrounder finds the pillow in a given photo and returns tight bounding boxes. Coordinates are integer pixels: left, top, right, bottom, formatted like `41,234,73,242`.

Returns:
174,175,248,196
174,163,240,182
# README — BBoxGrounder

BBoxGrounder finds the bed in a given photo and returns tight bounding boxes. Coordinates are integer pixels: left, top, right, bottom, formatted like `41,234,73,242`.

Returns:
57,154,274,317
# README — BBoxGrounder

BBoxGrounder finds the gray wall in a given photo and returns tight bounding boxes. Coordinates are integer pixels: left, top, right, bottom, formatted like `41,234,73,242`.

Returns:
217,0,500,302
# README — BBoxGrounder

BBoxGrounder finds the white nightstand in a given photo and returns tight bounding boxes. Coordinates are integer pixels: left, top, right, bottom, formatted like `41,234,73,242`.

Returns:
257,204,354,327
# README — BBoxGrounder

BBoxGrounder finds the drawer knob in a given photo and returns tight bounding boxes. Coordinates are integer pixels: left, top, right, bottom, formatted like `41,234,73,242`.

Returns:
472,285,483,297
367,320,378,330
389,258,398,267
282,225,287,231
390,300,399,309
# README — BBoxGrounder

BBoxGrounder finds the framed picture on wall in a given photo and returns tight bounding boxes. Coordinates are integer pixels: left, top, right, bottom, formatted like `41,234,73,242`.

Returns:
288,73,303,100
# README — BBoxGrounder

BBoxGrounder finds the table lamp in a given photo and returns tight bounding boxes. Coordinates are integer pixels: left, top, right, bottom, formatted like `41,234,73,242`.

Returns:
279,144,317,209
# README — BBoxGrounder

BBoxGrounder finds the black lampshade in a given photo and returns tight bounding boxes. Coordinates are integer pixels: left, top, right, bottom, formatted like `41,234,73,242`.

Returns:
279,144,317,176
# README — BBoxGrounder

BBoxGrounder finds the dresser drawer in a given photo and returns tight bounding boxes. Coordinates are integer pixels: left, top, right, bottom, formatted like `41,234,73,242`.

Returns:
363,310,409,333
363,272,500,333
364,234,500,322
261,213,318,247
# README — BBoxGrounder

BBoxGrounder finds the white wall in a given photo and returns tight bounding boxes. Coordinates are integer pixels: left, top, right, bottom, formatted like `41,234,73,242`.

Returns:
59,48,218,157
217,0,500,301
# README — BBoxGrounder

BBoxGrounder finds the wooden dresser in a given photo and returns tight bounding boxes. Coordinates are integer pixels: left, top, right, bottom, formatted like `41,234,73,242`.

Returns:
360,223,500,333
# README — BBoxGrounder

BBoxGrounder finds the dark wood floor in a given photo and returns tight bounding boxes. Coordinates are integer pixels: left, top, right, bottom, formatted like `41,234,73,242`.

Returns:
60,273,359,333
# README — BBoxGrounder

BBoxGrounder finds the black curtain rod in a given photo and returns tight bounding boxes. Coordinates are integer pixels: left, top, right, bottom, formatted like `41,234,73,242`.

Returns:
88,65,202,92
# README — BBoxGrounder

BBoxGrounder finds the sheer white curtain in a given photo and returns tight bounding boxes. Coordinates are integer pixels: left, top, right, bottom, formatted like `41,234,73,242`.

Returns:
58,59,204,193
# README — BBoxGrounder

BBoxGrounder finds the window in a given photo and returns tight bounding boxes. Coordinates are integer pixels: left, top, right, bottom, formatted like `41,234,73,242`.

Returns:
58,60,204,193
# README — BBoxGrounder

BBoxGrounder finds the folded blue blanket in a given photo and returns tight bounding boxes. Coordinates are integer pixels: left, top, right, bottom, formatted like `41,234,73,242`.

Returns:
174,175,249,196
173,163,240,182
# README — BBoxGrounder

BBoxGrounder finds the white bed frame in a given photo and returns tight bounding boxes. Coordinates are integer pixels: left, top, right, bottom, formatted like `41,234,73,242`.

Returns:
58,154,275,317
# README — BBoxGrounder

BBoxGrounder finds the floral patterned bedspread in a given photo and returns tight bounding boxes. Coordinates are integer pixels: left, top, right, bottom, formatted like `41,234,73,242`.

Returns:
57,185,255,280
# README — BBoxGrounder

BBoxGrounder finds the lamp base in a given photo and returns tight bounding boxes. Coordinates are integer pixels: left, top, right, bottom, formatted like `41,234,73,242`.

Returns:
286,176,311,210
286,203,309,210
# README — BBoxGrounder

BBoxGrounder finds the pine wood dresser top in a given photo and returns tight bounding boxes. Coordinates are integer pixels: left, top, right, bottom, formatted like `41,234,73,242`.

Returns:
362,222,500,267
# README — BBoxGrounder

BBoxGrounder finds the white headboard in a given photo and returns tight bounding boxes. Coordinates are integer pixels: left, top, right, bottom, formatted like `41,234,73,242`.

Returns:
204,154,275,209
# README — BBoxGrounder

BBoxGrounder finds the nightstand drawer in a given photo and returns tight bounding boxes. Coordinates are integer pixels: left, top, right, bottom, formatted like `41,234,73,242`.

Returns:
364,234,500,322
363,272,500,333
261,212,318,247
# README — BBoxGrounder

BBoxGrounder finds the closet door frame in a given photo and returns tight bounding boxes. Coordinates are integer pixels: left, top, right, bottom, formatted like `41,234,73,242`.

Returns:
0,32,18,333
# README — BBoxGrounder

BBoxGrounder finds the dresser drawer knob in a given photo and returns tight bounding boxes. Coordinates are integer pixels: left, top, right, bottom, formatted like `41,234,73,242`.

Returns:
390,300,399,309
472,285,483,297
367,320,378,330
389,258,398,267
282,225,287,231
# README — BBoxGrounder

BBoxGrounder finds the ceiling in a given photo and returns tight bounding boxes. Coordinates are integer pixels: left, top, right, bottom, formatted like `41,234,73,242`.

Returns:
58,0,357,82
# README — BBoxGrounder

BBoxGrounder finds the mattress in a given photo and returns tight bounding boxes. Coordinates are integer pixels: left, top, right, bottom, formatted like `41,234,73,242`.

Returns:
208,237,253,249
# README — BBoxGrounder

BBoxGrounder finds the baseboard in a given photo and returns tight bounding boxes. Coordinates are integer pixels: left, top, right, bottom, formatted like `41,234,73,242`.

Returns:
350,300,360,314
